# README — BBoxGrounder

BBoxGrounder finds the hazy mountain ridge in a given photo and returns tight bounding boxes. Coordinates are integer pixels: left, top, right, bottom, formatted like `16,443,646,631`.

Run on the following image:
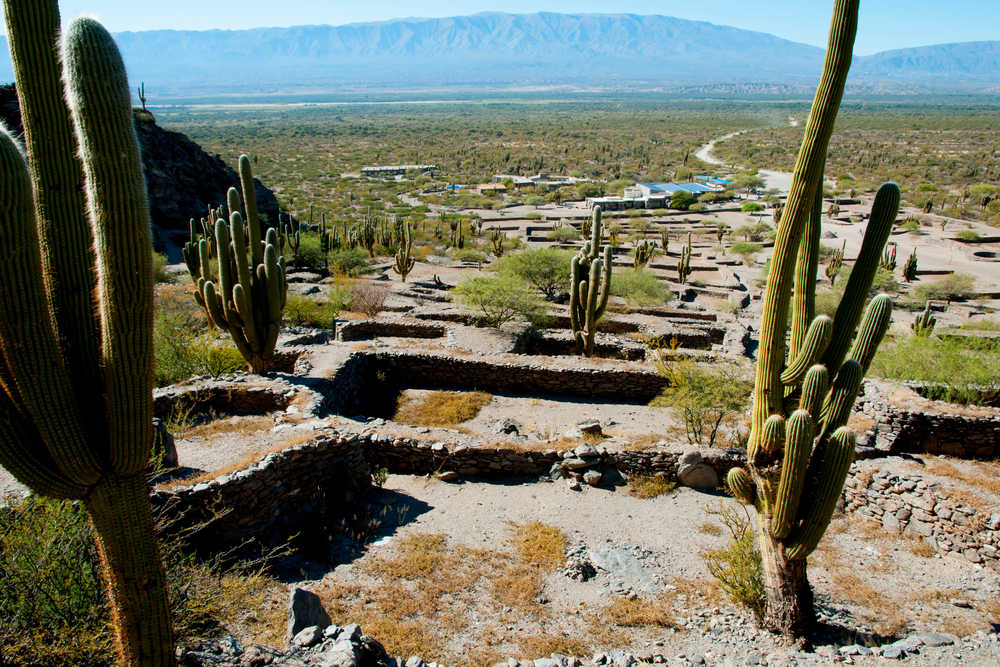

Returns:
0,13,996,98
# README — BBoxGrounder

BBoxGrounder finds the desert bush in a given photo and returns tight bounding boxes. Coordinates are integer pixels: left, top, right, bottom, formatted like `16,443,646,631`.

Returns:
295,233,327,272
871,267,900,294
329,248,371,276
651,361,753,447
494,247,573,300
741,201,765,213
869,335,1000,403
284,283,352,328
912,273,976,302
628,474,677,499
351,281,389,317
449,247,488,263
547,225,581,242
453,274,543,327
703,503,765,622
152,250,173,284
154,288,245,386
0,495,284,667
610,268,672,307
956,229,982,242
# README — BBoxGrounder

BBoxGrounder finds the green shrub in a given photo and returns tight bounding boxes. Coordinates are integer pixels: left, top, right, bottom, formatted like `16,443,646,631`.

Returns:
329,248,370,276
152,250,173,284
650,361,753,447
284,285,352,328
912,273,976,302
453,274,543,327
741,201,765,213
900,218,921,232
610,268,672,307
871,267,900,294
548,225,581,242
869,335,1000,403
449,247,489,263
495,247,573,300
154,288,246,386
956,229,982,242
703,503,765,622
525,212,542,220
296,233,327,271
524,195,547,206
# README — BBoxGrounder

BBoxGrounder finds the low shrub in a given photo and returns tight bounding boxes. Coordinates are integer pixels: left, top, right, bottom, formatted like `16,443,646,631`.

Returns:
453,273,543,327
610,268,672,307
912,273,976,302
449,247,489,264
154,287,245,386
284,289,349,329
869,334,1000,403
650,361,753,447
702,503,765,622
329,248,371,276
628,474,677,499
956,229,982,242
393,390,492,426
152,250,173,284
351,281,389,318
495,247,573,300
547,225,581,242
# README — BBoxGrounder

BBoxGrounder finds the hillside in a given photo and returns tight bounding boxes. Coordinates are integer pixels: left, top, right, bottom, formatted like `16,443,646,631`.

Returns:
0,13,997,97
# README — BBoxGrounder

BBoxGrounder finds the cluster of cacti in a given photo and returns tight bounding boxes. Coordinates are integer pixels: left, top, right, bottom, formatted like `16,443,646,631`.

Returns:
183,211,221,281
773,204,784,225
0,4,173,662
716,225,726,246
570,207,612,357
281,213,301,264
659,228,669,253
193,156,288,374
358,216,378,257
726,0,898,637
319,213,343,273
828,203,840,217
923,200,934,214
911,301,936,337
451,219,465,248
393,221,416,282
490,229,506,257
903,248,918,282
825,241,845,286
677,232,692,284
633,239,655,269
608,226,620,247
880,241,897,271
582,214,593,239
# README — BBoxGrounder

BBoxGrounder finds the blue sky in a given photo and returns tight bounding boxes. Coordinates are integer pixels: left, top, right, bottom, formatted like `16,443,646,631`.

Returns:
35,1,998,55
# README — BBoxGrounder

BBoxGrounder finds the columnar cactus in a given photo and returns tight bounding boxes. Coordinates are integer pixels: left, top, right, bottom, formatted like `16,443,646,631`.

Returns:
359,216,377,257
677,232,692,283
634,239,655,269
490,228,506,257
725,0,899,638
570,206,612,356
880,241,897,271
903,248,918,282
825,241,845,286
659,228,669,253
911,301,936,337
393,221,416,282
282,214,301,265
0,3,173,663
195,156,288,374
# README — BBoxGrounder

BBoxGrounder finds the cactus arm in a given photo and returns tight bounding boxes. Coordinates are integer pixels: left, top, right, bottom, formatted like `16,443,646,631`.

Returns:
596,245,612,318
780,315,833,386
239,154,263,266
790,183,825,358
785,427,855,559
727,467,757,505
760,414,786,458
819,359,863,437
264,244,284,324
799,365,829,421
771,410,815,539
821,183,900,373
202,281,227,328
753,0,858,438
0,125,100,486
847,294,893,375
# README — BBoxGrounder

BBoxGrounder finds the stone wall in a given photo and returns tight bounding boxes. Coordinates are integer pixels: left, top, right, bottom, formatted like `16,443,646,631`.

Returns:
151,434,371,559
337,319,446,342
857,384,1000,459
842,467,1000,569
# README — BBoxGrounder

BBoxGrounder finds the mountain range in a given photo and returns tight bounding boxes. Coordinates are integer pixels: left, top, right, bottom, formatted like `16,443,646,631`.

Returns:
0,12,997,99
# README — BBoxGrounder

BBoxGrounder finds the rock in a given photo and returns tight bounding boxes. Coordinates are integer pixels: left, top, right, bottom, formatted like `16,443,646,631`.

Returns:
563,457,593,470
339,624,362,643
822,231,838,239
563,426,585,439
151,417,178,469
583,470,603,487
677,462,719,490
577,421,603,436
950,598,972,608
493,418,522,436
291,626,323,648
285,272,323,284
567,478,582,491
880,644,905,659
287,587,331,642
405,657,426,667
914,632,957,647
574,443,599,458
533,659,559,667
436,470,461,483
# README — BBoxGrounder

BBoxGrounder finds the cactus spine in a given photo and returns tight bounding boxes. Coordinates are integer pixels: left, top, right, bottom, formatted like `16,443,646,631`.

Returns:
677,232,692,283
727,0,900,638
197,157,287,374
570,206,612,356
633,239,655,269
0,4,173,663
903,248,918,282
911,301,936,337
393,221,416,282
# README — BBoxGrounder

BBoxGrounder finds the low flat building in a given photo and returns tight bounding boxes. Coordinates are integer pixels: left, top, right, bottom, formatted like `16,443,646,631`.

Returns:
361,164,437,178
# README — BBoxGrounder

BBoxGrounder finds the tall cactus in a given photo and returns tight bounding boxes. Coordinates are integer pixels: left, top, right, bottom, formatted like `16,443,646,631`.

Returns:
825,241,845,286
634,239,655,269
902,248,918,282
393,221,416,282
570,206,612,356
490,228,506,257
0,4,173,664
195,157,288,374
880,241,897,271
723,0,899,637
677,232,692,283
282,213,301,265
911,301,936,337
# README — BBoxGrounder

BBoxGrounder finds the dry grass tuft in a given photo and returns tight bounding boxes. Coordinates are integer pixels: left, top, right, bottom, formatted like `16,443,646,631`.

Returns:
394,390,492,427
698,521,722,536
925,457,1000,497
907,537,937,558
508,521,568,571
516,635,589,661
176,414,273,439
603,596,676,627
364,532,451,580
628,474,677,499
157,432,317,489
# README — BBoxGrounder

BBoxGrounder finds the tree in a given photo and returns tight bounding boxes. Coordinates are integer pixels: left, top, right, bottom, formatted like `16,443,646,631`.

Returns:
0,3,174,663
725,0,897,638
670,190,698,210
453,274,542,327
495,247,573,300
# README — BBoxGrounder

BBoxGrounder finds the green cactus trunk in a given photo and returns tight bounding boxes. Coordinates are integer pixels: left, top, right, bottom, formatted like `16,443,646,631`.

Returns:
0,3,175,663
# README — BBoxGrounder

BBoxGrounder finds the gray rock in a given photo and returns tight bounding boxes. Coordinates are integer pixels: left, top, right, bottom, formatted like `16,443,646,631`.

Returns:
285,271,323,284
291,626,323,648
436,470,461,483
577,420,603,436
494,418,522,436
880,644,905,659
287,587,331,642
339,623,362,643
583,470,603,487
574,443,599,458
563,457,593,470
533,659,559,667
677,462,719,489
405,658,426,667
567,478,581,491
914,632,957,647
